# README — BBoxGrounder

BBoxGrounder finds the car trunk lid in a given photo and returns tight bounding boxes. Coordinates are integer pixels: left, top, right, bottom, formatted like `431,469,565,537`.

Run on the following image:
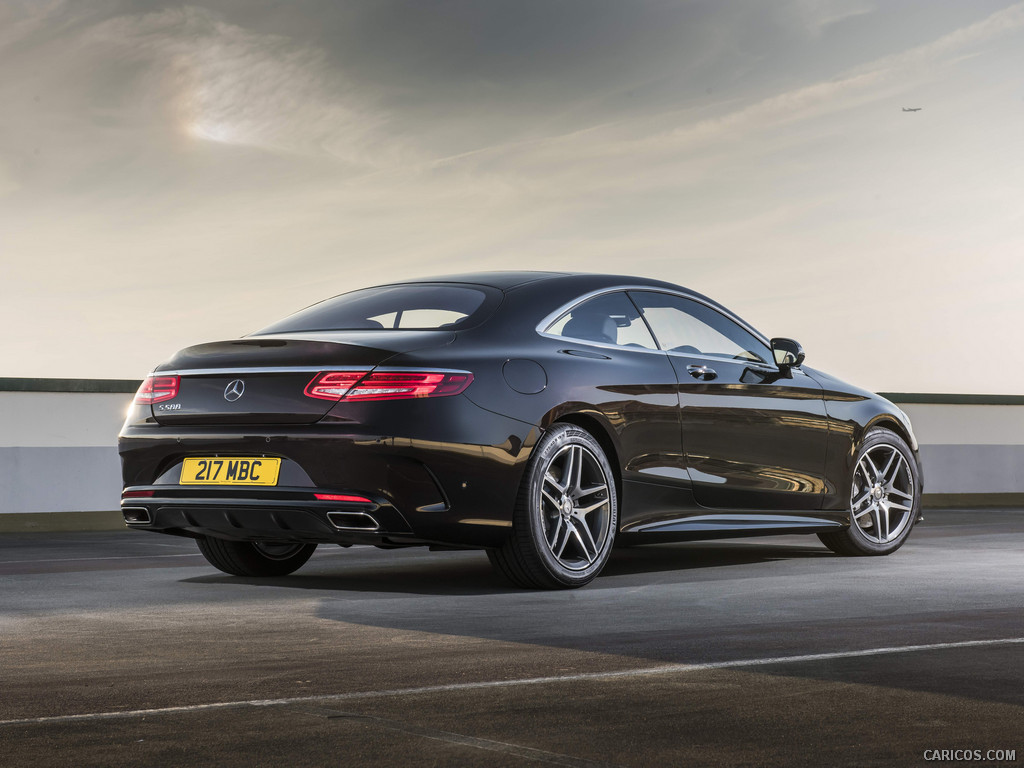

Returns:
149,332,454,425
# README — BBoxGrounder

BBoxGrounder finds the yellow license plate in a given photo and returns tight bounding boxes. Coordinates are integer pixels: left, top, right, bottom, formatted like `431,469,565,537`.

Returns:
180,458,281,486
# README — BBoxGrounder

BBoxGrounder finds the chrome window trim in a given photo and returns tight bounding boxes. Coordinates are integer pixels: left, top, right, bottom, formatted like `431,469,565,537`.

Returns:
535,285,775,363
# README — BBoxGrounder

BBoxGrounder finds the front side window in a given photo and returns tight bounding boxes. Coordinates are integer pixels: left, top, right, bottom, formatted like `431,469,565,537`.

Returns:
254,284,495,334
629,291,771,363
545,292,658,350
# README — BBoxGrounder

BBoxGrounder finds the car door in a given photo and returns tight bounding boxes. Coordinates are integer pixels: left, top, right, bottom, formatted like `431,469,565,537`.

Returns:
628,290,830,511
539,291,688,516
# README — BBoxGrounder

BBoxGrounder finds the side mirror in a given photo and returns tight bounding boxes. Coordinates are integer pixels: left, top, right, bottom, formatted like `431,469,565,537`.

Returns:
771,338,805,370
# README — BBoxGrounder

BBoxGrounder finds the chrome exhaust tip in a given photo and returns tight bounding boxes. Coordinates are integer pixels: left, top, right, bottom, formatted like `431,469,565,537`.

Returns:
326,511,380,531
122,507,152,525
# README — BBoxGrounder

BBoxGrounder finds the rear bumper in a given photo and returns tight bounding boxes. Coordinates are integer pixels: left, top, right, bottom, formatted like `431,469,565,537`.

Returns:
118,398,539,548
120,492,427,546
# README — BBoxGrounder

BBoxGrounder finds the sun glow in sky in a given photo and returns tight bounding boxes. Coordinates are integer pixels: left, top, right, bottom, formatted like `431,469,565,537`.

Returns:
1,0,1022,393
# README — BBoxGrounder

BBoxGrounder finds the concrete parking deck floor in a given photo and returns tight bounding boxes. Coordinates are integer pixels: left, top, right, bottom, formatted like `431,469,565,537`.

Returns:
1,509,1022,767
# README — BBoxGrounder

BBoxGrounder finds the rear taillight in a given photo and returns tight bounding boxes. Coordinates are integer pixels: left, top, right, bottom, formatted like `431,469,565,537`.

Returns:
304,370,473,402
347,371,473,401
303,371,366,401
134,376,180,404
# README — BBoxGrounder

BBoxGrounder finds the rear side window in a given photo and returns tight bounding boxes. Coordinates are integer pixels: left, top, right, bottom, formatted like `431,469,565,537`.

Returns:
544,292,658,350
255,285,495,334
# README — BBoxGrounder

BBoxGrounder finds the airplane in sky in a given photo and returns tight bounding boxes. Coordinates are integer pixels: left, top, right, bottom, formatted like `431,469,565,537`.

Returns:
902,107,923,112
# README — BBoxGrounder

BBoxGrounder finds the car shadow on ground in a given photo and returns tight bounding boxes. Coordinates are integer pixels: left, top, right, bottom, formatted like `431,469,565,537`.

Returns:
181,540,834,597
601,540,832,577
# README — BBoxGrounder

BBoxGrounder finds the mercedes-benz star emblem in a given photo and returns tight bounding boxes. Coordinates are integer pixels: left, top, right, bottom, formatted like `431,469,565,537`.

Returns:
223,379,245,402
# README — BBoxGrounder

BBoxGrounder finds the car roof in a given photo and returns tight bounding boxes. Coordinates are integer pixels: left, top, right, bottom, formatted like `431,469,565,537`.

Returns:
385,271,569,290
378,271,734,319
381,271,690,294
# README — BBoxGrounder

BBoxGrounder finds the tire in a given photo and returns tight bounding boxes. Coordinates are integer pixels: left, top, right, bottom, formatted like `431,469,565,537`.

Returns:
196,536,317,577
818,427,921,556
489,424,618,589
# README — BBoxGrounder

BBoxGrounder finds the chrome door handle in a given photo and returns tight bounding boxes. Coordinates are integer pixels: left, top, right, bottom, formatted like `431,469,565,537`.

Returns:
687,364,717,381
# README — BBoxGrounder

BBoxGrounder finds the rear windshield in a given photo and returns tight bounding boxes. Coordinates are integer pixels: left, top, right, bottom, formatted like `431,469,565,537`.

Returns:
254,284,496,334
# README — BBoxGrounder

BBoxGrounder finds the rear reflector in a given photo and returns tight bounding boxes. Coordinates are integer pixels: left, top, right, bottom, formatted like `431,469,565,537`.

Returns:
304,371,473,402
134,376,180,404
122,490,155,498
315,493,373,503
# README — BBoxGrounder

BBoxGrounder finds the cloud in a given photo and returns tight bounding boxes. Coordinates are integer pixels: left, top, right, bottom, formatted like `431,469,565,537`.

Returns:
787,0,875,36
0,1,1022,391
421,0,1024,194
0,0,68,52
669,0,1024,146
853,0,1024,75
74,6,403,167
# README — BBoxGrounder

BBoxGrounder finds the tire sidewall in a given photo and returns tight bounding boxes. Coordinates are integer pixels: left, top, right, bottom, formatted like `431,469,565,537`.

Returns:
845,428,921,554
196,536,316,577
523,425,618,586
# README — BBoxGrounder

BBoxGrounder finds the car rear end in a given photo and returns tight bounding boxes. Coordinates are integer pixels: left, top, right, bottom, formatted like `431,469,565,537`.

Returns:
118,283,537,549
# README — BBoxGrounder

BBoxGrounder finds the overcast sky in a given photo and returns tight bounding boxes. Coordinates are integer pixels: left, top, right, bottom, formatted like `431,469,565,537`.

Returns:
1,0,1022,393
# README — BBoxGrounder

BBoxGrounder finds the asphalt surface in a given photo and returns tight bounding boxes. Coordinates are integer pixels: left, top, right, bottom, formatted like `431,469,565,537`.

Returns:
1,509,1022,767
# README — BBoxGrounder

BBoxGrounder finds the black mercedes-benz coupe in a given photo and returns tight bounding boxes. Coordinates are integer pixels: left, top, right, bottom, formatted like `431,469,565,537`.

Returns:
119,271,923,588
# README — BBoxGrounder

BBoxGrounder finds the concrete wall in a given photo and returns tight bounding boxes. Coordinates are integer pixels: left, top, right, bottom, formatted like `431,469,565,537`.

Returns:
0,382,136,517
899,402,1024,495
0,380,1021,526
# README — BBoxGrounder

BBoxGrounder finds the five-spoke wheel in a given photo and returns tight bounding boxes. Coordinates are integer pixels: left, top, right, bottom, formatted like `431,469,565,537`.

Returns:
819,427,921,556
848,443,915,544
488,423,617,588
539,443,613,571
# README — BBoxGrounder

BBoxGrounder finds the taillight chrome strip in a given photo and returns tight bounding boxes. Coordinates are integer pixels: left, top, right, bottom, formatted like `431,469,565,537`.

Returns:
362,367,474,374
148,366,365,377
149,366,473,377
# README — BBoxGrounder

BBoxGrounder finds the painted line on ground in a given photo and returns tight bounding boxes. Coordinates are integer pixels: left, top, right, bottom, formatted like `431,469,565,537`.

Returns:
2,636,1022,728
0,547,368,565
0,554,203,564
293,705,619,767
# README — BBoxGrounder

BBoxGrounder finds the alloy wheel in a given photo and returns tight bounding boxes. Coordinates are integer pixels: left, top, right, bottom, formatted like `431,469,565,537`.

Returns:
849,443,915,544
539,443,612,571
